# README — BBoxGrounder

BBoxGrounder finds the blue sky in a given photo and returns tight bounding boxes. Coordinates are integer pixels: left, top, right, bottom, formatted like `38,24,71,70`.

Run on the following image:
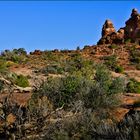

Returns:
0,1,140,52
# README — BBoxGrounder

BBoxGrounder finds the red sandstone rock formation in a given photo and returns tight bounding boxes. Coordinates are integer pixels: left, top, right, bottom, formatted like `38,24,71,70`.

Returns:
124,8,140,43
98,8,140,45
102,20,116,37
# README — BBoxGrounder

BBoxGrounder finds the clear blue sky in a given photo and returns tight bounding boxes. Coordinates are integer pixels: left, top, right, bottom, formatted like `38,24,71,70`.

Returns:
0,1,140,52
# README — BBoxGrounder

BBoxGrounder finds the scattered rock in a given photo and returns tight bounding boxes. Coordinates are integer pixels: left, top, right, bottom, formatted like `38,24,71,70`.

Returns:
6,113,16,125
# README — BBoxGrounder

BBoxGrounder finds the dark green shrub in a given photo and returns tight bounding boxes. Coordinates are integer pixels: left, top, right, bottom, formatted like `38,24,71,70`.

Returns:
126,78,140,93
115,65,124,73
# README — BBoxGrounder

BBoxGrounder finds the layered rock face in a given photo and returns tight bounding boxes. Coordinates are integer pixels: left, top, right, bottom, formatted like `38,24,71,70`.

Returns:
98,8,140,45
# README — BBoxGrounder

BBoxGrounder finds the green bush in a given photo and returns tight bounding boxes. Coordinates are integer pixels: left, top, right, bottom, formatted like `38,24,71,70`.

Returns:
115,65,124,73
103,55,123,73
84,65,125,109
130,47,140,64
64,54,94,74
0,60,8,74
126,78,140,93
37,64,124,109
10,73,29,87
0,48,27,64
103,55,117,70
38,76,80,108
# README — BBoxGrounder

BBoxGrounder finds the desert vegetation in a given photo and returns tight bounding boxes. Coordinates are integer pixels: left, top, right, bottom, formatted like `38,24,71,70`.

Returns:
0,8,140,140
0,45,140,139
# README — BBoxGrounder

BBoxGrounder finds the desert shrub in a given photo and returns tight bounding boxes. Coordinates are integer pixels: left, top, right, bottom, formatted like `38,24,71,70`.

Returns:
64,54,94,74
126,78,140,93
11,55,22,63
40,54,95,76
43,110,94,140
103,55,117,70
130,46,140,64
0,60,8,74
10,73,29,87
83,65,125,109
115,65,124,73
38,75,81,108
44,51,57,61
38,64,124,109
0,48,27,64
103,55,123,73
17,48,27,55
43,108,119,140
41,64,64,75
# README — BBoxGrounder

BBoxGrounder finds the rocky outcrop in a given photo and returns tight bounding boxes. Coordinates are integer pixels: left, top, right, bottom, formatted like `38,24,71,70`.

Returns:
98,20,124,45
98,8,140,45
101,20,116,37
124,8,140,43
